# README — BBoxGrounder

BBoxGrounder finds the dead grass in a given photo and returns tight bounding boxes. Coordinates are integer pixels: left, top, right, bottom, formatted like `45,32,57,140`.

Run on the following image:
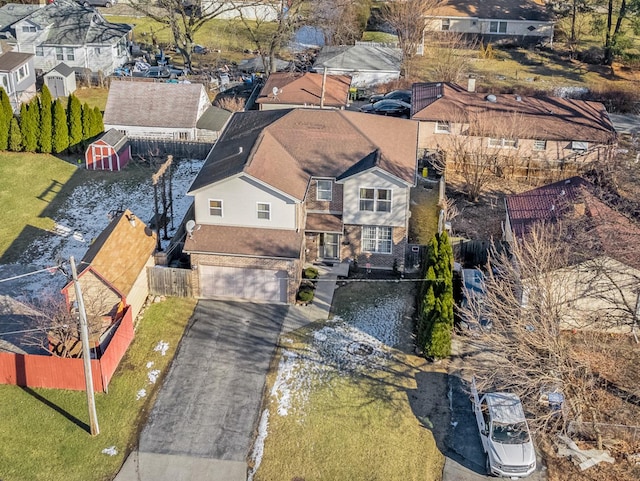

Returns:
409,180,440,244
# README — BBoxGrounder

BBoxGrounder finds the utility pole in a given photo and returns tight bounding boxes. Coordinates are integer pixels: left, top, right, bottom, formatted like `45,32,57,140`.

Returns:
70,256,100,436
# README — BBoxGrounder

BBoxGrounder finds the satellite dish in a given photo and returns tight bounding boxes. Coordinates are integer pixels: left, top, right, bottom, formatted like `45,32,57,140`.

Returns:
272,86,279,96
186,220,196,234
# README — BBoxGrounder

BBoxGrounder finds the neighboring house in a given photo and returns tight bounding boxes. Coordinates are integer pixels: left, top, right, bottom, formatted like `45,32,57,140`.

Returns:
4,0,131,75
184,109,418,303
425,0,554,46
0,50,35,112
61,209,157,322
85,129,131,171
0,3,40,40
312,44,402,88
505,176,640,332
43,62,76,98
412,82,617,179
256,72,351,110
103,81,213,141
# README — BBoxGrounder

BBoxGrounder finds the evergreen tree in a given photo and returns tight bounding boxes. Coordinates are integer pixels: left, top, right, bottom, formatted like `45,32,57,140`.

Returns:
8,116,22,151
52,99,69,154
81,103,91,141
39,85,53,154
20,103,37,152
92,106,104,136
67,94,83,152
0,88,12,150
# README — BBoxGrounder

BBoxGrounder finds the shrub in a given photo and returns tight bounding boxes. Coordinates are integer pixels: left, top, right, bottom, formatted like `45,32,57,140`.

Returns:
297,287,314,303
39,85,53,154
303,266,319,280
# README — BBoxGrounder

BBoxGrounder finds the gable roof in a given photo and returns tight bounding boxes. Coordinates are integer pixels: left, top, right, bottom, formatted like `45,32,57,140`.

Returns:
188,109,418,199
0,51,32,72
45,62,75,77
256,72,351,107
0,3,41,32
78,209,156,297
312,45,402,72
104,81,208,129
196,105,232,132
412,82,616,143
94,128,128,151
431,0,552,22
18,0,130,46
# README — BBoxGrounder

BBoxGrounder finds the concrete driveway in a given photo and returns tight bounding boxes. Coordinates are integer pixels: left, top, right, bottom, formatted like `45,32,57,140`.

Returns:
115,300,289,481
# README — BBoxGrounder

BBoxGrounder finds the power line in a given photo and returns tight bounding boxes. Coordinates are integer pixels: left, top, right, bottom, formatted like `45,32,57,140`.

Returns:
0,265,62,284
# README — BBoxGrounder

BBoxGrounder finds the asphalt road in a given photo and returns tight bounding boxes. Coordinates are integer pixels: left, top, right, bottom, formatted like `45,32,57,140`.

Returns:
115,300,289,481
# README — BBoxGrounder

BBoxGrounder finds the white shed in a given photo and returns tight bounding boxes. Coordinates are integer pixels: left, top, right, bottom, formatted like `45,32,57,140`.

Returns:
43,63,76,98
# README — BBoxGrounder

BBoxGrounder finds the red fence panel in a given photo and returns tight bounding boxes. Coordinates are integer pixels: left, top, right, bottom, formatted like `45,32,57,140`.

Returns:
97,306,135,390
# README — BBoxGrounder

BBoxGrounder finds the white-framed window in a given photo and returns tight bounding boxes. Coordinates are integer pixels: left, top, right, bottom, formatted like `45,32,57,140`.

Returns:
435,121,450,133
362,226,392,254
35,46,44,57
209,199,222,217
94,47,101,55
0,74,9,91
65,47,75,61
533,140,547,151
441,19,450,31
488,137,518,148
55,47,64,61
316,180,332,201
257,202,270,220
177,132,189,140
16,64,28,82
571,141,588,151
359,188,392,212
489,21,508,34
22,25,36,33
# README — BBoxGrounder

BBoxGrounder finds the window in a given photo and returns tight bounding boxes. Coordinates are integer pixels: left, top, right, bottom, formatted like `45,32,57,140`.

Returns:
16,64,28,82
489,21,508,34
65,47,75,61
441,19,450,31
257,202,270,220
316,180,332,201
362,226,392,254
94,47,101,55
209,199,222,217
435,121,450,133
55,47,64,61
177,132,189,140
35,46,44,57
571,141,588,151
533,140,547,151
488,137,517,148
0,74,8,91
22,25,36,33
359,188,392,212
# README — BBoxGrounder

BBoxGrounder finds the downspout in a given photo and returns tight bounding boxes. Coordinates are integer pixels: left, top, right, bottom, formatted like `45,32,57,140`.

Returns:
320,67,327,109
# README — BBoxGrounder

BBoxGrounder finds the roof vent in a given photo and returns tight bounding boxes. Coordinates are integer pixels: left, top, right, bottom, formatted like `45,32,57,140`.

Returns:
486,94,497,103
515,95,522,102
564,179,571,184
238,146,243,154
560,189,565,196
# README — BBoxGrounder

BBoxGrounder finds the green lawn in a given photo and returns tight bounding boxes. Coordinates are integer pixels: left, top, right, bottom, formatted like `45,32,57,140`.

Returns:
0,297,197,481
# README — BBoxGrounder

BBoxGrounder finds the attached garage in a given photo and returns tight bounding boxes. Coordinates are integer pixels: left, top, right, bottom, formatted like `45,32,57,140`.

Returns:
198,265,288,303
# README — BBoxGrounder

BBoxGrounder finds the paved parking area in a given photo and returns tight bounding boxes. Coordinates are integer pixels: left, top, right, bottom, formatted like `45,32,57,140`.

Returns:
115,300,289,481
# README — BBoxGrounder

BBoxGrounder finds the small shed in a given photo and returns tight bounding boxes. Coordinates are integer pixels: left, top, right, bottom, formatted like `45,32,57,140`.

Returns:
85,129,131,171
43,62,76,98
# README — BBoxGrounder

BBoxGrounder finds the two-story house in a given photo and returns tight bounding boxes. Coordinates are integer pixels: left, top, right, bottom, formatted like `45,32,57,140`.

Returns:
183,109,418,303
412,82,617,181
0,51,36,111
6,0,131,75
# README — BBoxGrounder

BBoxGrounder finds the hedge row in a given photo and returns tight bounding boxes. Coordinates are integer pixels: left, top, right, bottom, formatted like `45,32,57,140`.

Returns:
0,85,104,155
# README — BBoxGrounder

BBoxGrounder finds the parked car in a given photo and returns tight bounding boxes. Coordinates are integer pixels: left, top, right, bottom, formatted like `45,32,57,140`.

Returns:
142,66,185,79
369,89,412,104
81,0,117,7
471,378,537,478
359,99,411,118
459,268,492,330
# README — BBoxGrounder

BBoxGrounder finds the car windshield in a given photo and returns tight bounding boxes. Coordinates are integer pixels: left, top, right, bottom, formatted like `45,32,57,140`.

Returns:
491,422,531,444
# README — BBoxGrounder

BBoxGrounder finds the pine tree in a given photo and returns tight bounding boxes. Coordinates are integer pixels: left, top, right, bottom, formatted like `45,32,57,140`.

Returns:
81,103,91,141
0,88,12,150
8,116,22,151
39,85,53,153
67,94,83,152
52,99,69,154
20,103,37,152
92,106,104,136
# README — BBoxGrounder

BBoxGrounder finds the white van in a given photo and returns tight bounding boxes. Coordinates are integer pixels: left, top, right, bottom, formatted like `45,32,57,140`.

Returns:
471,378,537,478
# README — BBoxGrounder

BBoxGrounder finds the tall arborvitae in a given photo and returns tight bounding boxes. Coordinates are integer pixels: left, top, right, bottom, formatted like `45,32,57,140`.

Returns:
0,88,12,150
30,98,41,151
67,94,83,152
39,85,53,154
81,103,91,141
52,99,69,154
20,103,38,152
8,116,22,151
92,106,104,136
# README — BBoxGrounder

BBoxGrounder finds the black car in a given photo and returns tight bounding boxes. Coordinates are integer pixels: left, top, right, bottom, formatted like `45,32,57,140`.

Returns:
359,99,411,118
369,89,412,104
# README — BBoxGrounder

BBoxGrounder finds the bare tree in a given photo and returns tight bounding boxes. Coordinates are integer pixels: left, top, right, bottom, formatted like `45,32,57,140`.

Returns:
310,0,371,46
425,31,475,83
379,0,439,78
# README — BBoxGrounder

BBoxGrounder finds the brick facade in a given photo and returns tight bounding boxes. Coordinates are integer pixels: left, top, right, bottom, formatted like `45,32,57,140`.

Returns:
340,225,407,271
305,180,344,213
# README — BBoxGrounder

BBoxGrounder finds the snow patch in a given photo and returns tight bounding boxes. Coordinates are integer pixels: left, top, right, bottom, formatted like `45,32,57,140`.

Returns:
247,409,269,481
136,389,147,400
147,369,161,384
101,446,118,456
146,361,154,369
154,341,169,356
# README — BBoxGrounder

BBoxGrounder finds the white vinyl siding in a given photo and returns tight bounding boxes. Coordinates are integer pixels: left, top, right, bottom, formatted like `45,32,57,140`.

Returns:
362,226,392,254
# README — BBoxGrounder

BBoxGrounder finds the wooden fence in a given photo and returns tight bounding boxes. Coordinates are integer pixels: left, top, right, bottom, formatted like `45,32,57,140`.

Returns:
0,306,134,392
147,266,193,298
129,138,213,160
453,239,508,268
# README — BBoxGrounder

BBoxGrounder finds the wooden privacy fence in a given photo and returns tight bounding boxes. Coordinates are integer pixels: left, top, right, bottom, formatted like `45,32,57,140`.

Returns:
0,306,134,392
147,266,193,297
454,240,508,267
129,139,213,160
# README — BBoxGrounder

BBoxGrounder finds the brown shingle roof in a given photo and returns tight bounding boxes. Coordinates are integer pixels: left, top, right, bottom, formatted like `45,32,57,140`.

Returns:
103,81,207,129
189,109,418,199
411,82,617,143
431,0,551,21
0,51,32,72
183,225,303,259
256,72,351,108
79,209,157,296
305,213,343,233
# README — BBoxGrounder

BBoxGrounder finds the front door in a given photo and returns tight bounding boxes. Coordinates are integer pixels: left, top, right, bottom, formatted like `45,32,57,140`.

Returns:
321,233,340,259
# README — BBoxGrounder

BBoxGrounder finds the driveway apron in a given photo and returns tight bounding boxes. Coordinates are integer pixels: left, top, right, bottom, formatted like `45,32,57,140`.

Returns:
115,300,288,481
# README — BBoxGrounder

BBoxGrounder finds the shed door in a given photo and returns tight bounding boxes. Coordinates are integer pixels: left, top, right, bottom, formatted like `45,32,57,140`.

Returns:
48,75,66,98
199,265,287,303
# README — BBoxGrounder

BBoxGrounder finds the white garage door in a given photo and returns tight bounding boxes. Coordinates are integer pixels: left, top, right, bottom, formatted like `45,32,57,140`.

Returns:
199,265,288,303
